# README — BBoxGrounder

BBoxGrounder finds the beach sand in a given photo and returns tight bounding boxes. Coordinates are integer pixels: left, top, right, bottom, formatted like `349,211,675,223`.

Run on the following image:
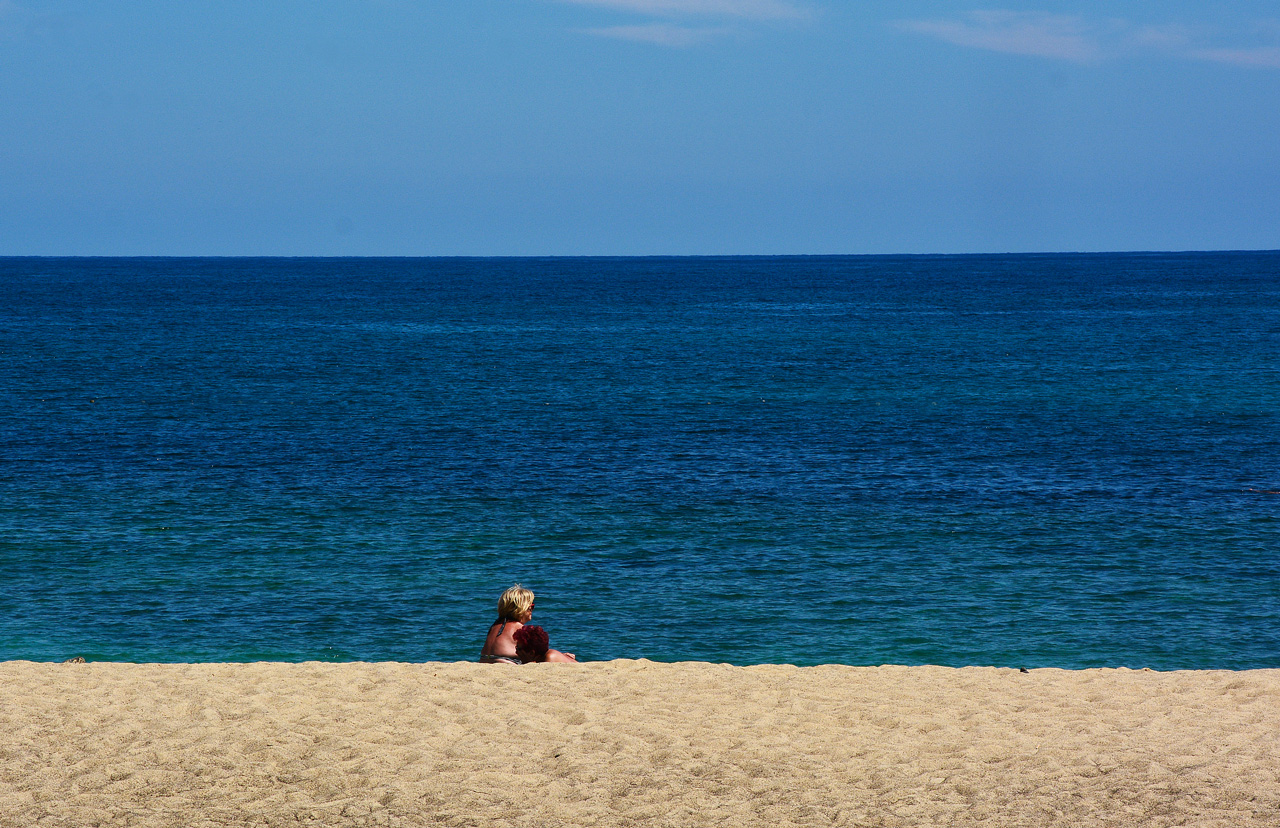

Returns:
2,661,1277,827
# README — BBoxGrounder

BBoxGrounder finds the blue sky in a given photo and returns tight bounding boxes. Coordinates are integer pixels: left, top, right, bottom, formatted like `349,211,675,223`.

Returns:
1,1,1277,255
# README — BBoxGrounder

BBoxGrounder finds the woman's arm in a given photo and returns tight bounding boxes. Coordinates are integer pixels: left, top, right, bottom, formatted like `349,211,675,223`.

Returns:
545,649,578,663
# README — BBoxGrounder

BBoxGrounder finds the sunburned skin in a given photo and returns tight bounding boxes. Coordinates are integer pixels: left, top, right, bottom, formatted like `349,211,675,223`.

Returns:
479,609,528,663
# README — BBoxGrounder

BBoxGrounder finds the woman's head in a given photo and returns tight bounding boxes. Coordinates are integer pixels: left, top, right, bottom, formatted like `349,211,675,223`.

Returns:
513,625,549,663
497,584,535,622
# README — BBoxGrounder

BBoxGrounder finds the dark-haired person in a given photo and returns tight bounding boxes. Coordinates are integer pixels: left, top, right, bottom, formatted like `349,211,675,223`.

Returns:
479,584,535,664
514,625,578,664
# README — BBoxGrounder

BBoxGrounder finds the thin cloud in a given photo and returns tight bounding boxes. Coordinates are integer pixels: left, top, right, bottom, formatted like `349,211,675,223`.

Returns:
899,10,1280,70
0,0,64,38
557,0,809,47
1191,19,1280,68
558,0,807,21
1190,46,1280,69
0,0,24,31
582,23,732,46
898,11,1104,63
1127,24,1194,51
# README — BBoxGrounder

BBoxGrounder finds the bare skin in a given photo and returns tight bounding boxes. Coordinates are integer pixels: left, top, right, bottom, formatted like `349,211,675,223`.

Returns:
542,648,578,663
479,607,530,663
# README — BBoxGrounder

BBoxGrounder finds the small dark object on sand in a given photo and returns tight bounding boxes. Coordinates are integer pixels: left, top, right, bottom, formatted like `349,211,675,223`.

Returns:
63,656,86,664
1019,667,1029,674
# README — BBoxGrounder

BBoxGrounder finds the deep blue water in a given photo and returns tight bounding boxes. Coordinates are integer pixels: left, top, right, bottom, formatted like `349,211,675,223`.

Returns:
1,253,1278,668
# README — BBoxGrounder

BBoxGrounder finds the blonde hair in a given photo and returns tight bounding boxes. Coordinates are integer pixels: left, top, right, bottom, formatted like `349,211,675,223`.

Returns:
497,584,535,621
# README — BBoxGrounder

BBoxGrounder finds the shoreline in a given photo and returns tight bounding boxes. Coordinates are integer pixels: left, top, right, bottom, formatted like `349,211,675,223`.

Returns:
4,660,1277,826
17,653,1280,670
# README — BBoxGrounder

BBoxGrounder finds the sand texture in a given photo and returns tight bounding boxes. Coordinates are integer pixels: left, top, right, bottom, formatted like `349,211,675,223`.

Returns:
1,661,1278,827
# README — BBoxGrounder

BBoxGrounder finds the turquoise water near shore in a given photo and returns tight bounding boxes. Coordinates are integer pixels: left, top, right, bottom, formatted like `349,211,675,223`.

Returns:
2,254,1278,668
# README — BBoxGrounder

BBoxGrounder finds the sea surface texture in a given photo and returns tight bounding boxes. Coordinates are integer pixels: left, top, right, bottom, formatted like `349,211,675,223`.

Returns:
2,254,1277,668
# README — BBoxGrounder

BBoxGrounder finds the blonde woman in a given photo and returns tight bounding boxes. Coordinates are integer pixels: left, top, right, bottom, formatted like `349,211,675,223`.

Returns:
479,584,536,664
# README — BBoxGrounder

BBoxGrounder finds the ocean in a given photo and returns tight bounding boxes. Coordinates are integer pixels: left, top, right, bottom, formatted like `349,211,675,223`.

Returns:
1,253,1277,668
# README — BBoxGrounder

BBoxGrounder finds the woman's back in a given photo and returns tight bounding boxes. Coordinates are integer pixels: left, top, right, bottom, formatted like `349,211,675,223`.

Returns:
480,618,524,663
479,584,536,664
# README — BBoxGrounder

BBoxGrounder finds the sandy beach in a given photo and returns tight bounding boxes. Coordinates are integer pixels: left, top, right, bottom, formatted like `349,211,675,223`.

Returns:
2,660,1277,827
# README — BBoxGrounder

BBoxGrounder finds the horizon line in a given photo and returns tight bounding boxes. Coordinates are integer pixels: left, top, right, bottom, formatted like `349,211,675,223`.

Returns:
3,248,1279,261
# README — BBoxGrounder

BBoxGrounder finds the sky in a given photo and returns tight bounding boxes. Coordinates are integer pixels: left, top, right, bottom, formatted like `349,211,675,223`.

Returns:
1,1,1278,255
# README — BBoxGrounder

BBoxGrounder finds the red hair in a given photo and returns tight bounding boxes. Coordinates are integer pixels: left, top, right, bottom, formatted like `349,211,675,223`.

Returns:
513,625,549,662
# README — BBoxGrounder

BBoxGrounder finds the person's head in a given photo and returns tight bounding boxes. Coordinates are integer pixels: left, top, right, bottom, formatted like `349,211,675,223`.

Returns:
513,625,550,663
497,584,535,622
